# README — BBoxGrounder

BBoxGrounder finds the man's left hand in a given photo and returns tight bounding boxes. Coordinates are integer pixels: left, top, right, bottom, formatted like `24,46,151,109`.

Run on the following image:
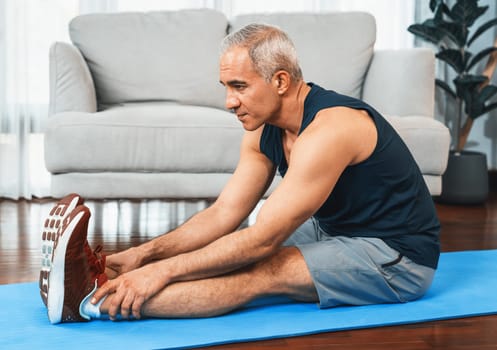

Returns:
92,263,169,320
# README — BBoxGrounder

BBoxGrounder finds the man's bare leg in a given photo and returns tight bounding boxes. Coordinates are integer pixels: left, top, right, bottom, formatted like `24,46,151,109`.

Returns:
100,247,318,319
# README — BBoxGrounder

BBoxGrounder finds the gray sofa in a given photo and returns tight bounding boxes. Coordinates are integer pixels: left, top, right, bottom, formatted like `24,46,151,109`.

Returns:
45,9,450,199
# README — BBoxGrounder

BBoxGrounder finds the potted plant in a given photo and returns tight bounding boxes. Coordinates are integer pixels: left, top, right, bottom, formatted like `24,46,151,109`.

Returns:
408,0,497,204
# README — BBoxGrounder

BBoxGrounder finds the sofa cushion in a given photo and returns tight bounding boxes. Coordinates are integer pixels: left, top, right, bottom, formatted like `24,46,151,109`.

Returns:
49,172,235,199
44,103,243,173
230,12,376,98
69,9,227,109
385,115,450,176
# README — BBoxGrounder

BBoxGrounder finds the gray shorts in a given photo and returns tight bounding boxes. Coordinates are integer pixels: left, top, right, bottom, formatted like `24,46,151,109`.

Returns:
283,218,435,308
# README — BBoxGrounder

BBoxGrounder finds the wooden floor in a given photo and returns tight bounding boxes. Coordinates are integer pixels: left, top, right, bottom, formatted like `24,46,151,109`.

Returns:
1,194,497,349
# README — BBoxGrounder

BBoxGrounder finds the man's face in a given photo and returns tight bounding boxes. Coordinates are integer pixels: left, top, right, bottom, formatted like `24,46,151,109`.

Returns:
219,47,280,131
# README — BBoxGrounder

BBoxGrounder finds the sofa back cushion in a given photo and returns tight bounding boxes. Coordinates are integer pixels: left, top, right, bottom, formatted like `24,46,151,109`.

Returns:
230,12,376,98
69,9,227,109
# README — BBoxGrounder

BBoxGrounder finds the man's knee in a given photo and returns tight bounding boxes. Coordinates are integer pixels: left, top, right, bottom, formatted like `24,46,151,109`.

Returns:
252,247,318,302
382,257,436,302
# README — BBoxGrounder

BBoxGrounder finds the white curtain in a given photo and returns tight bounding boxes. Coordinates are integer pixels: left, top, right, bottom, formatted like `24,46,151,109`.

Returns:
0,1,79,199
0,0,415,199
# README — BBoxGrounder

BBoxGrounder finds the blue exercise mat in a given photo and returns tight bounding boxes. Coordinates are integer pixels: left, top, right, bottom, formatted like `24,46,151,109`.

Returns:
1,250,496,349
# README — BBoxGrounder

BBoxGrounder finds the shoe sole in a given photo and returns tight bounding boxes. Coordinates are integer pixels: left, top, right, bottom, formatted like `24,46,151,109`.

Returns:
47,206,90,324
40,194,83,306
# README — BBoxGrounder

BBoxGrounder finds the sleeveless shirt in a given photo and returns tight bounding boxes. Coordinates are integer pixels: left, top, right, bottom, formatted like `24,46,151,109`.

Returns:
260,83,440,269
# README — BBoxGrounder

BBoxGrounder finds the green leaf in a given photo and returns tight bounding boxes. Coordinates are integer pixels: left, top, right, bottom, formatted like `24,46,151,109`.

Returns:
467,47,497,71
454,74,487,99
441,3,452,18
438,21,466,46
468,18,497,46
408,23,443,44
454,74,488,86
424,18,440,28
436,49,466,73
481,102,497,117
430,0,443,12
470,6,489,26
467,85,497,118
451,0,488,27
470,99,493,119
463,86,489,118
479,85,497,102
436,78,457,98
434,1,450,22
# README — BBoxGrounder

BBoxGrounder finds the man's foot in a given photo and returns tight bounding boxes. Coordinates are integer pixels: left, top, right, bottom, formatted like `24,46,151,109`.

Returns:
39,194,84,306
47,205,108,324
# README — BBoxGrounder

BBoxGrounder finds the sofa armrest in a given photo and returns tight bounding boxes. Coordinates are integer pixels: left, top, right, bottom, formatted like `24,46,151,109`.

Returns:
49,42,97,115
362,49,435,118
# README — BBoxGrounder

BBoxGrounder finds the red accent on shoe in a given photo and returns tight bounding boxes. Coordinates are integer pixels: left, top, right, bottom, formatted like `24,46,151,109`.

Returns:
85,244,108,286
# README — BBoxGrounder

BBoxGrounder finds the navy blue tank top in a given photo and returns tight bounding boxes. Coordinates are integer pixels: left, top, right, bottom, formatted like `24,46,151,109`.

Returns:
260,83,440,269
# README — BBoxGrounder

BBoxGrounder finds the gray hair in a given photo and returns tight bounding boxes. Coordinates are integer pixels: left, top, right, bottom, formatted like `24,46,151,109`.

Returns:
221,24,303,82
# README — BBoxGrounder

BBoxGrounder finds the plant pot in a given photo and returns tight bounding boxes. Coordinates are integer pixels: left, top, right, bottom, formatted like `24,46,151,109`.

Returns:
436,150,488,205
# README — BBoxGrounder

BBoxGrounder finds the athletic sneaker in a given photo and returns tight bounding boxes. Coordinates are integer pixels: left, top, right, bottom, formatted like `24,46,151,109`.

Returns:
39,194,84,306
47,205,108,324
40,194,107,308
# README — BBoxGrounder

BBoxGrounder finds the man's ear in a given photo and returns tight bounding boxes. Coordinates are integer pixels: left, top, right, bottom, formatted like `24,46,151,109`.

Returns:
273,71,291,95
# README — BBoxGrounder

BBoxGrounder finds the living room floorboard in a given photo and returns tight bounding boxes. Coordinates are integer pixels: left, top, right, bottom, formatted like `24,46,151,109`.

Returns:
1,193,496,349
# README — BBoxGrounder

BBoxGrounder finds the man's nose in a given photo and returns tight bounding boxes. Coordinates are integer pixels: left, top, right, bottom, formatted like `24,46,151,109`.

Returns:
225,92,240,111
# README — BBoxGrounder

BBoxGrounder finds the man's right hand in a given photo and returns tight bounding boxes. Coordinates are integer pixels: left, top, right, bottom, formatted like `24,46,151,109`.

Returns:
105,247,143,279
